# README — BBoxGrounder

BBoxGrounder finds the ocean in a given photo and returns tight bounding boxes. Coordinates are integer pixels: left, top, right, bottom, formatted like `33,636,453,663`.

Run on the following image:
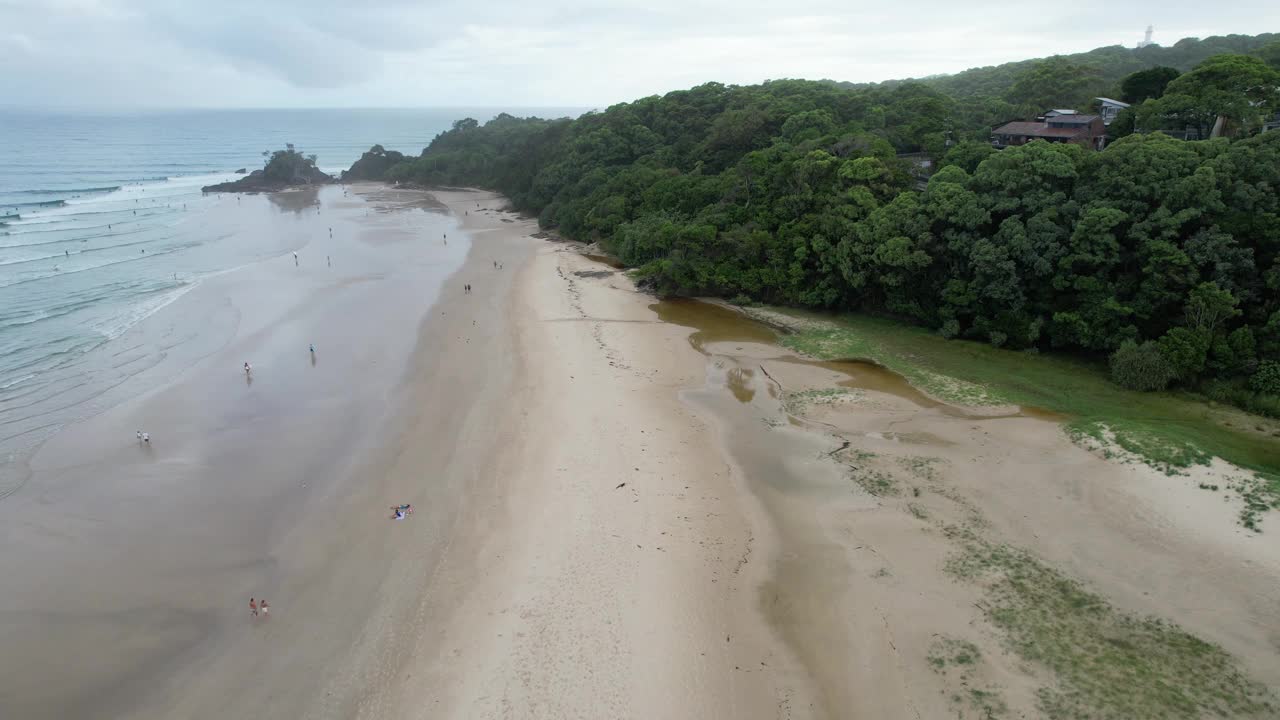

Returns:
0,108,580,494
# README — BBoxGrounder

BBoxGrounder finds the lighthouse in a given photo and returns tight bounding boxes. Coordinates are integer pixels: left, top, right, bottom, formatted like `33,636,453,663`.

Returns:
1137,25,1154,49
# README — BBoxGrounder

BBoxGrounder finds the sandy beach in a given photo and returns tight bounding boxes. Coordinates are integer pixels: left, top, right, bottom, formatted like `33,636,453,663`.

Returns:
2,185,1276,719
0,186,799,719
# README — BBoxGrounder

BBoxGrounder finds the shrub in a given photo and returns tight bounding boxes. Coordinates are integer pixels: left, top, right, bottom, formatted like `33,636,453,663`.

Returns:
1246,393,1280,419
1158,327,1210,381
1250,361,1280,395
1110,340,1175,391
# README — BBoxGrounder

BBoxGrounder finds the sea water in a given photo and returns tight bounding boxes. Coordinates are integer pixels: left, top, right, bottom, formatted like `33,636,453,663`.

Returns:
0,108,580,495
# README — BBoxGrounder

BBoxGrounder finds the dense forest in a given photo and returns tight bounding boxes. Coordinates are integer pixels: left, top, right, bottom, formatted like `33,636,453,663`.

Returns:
348,35,1280,416
851,32,1278,105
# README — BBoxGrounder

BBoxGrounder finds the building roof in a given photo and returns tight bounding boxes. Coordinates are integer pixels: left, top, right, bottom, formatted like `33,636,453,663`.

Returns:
992,121,1089,138
1048,114,1101,125
1046,109,1079,115
1096,97,1131,107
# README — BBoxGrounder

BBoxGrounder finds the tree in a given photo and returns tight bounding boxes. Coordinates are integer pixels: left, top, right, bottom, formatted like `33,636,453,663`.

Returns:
1255,40,1280,70
939,141,996,174
262,144,319,183
1252,360,1280,395
1120,66,1181,103
1158,327,1211,381
1143,54,1280,136
1005,57,1104,113
1184,281,1241,337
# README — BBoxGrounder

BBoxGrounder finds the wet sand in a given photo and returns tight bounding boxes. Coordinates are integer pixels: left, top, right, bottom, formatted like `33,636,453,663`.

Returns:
639,294,1280,718
0,184,477,718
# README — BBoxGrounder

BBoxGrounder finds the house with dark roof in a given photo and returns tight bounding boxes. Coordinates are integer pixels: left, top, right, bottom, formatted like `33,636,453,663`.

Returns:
991,114,1107,151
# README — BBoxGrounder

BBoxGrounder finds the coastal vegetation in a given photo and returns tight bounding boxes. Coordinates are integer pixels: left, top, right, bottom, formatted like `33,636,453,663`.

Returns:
353,34,1280,421
861,33,1278,121
341,144,406,182
769,308,1280,526
808,384,1276,716
946,538,1276,720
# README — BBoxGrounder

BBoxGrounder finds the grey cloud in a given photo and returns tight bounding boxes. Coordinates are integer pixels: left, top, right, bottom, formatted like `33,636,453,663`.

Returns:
0,0,1277,109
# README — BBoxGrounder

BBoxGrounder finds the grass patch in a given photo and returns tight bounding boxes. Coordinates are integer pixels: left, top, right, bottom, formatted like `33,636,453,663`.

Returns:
928,637,1009,718
928,636,981,669
1065,420,1212,475
946,541,1275,719
897,455,944,482
1228,472,1280,532
781,387,860,415
834,447,898,496
772,309,1280,497
851,467,897,496
783,328,1007,407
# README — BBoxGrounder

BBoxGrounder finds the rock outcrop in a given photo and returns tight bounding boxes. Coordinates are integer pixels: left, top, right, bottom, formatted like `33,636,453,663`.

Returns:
203,167,333,193
203,145,334,193
341,145,407,182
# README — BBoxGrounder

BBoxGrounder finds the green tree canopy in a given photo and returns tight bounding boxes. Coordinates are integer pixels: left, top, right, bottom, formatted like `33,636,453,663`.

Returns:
353,67,1280,411
1120,66,1181,103
1004,57,1105,113
1139,54,1280,136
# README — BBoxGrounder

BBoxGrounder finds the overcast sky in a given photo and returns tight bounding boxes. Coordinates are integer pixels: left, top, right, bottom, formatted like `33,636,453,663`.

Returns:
1,1,1276,110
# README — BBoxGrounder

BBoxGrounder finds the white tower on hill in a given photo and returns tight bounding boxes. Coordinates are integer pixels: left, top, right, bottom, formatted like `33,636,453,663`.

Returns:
1138,25,1154,48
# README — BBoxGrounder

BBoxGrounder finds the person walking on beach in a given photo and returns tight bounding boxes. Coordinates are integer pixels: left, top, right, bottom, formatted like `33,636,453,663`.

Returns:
136,430,143,443
249,598,257,617
142,432,150,443
309,343,315,355
260,599,269,617
293,251,299,266
327,255,331,267
244,362,252,376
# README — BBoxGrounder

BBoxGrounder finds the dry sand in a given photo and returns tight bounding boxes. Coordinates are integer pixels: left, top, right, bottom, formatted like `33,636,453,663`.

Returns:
362,194,806,720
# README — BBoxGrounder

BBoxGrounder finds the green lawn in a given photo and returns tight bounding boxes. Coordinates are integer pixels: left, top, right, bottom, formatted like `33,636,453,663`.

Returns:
770,308,1280,505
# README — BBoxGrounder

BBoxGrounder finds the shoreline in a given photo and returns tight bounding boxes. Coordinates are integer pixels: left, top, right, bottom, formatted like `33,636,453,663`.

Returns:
0,183,473,718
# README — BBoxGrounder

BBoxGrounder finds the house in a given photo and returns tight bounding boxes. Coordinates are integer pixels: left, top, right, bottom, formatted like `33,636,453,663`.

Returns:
991,114,1107,150
1095,97,1131,126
